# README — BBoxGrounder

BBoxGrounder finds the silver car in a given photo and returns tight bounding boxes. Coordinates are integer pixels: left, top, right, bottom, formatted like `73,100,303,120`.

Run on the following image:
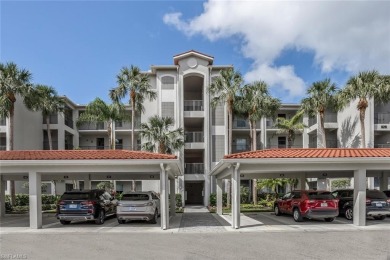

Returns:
117,191,160,224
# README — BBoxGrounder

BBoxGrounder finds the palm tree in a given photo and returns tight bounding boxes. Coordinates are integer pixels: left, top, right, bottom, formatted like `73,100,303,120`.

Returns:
257,178,286,197
110,65,157,150
300,79,338,148
236,81,280,205
77,98,128,149
208,68,243,208
25,85,65,150
140,116,184,154
275,110,306,148
338,71,390,148
0,62,33,206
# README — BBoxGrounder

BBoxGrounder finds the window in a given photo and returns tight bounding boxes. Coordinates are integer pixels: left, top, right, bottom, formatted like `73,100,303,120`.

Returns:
161,76,175,89
96,138,105,150
278,136,286,148
278,114,286,119
65,184,74,192
116,139,123,149
282,193,291,200
162,102,174,118
292,191,301,199
116,121,123,127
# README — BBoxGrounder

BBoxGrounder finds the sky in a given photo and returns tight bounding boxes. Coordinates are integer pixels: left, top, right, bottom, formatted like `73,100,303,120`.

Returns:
1,0,389,105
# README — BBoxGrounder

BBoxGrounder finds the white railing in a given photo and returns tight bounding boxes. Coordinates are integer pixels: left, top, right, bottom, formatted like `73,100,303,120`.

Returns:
184,100,203,111
185,132,204,143
375,113,390,124
184,163,204,174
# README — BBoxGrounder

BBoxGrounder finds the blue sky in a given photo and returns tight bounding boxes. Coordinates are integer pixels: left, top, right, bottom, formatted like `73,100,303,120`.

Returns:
2,1,389,104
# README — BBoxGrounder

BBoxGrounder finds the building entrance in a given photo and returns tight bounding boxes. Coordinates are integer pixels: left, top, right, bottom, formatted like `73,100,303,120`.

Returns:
185,182,204,205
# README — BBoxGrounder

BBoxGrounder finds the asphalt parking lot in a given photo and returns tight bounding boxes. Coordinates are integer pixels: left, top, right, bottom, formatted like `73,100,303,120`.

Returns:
1,210,390,234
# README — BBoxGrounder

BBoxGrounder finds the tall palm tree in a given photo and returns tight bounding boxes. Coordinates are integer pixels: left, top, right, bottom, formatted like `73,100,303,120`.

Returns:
0,62,33,206
110,65,157,150
140,116,184,154
338,71,390,148
25,85,65,150
236,81,280,205
300,79,337,148
208,68,242,208
77,98,128,149
275,110,306,148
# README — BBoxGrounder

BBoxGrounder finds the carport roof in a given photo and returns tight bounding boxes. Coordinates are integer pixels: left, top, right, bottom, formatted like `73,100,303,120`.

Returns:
224,148,390,159
0,150,177,160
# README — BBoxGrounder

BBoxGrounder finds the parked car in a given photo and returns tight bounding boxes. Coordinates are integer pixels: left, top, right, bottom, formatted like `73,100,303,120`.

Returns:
117,191,160,224
331,189,390,220
274,190,339,222
56,189,117,225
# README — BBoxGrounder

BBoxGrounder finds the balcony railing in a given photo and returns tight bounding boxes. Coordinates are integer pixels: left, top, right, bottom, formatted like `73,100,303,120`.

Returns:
309,116,317,127
184,163,204,174
78,145,142,150
0,118,6,126
116,121,142,129
375,113,390,124
232,144,250,153
375,143,390,148
324,112,337,123
233,119,250,129
78,122,106,130
0,145,6,150
65,118,74,129
184,100,203,111
185,132,204,143
266,144,303,149
43,141,58,150
308,139,338,148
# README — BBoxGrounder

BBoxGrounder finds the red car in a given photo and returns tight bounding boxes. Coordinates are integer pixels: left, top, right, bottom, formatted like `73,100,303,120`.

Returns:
274,190,339,222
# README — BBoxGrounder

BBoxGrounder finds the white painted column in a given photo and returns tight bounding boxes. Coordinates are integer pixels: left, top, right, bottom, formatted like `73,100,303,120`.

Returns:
353,169,366,226
160,164,169,230
216,178,223,215
302,114,309,148
232,164,240,229
169,178,176,217
29,171,42,229
204,175,211,207
297,172,306,190
0,180,6,218
379,172,389,191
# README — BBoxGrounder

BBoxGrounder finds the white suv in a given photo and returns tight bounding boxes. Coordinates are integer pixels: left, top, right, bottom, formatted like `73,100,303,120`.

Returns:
117,191,160,224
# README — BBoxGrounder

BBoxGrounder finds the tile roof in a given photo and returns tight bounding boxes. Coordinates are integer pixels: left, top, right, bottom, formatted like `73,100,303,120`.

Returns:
224,148,390,159
0,150,177,160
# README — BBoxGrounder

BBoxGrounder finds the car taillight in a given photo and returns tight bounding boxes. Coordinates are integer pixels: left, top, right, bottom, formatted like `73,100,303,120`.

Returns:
58,200,65,205
387,199,390,204
144,202,153,206
333,200,338,206
81,200,96,206
366,199,371,205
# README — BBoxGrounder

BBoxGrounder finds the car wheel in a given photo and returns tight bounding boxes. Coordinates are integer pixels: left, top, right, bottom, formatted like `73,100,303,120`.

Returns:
95,210,105,225
149,210,158,224
117,219,126,224
324,217,335,222
293,208,303,222
373,216,385,220
344,208,353,220
274,205,281,216
60,220,71,225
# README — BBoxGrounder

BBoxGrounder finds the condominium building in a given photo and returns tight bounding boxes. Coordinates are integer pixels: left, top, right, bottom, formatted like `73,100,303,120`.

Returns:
1,50,389,205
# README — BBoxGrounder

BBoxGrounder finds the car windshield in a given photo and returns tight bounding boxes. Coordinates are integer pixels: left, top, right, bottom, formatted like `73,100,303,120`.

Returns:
307,191,334,200
367,190,387,200
61,192,90,200
121,194,150,201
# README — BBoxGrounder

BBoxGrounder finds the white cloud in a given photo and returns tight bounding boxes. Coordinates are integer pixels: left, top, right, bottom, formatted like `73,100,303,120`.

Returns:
163,0,390,99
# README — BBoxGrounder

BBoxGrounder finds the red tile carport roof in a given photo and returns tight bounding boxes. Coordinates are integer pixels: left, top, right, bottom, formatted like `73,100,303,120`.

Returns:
224,148,390,159
0,150,177,160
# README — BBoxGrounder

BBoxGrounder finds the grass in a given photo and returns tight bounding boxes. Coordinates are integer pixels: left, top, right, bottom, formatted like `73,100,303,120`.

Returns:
208,204,273,213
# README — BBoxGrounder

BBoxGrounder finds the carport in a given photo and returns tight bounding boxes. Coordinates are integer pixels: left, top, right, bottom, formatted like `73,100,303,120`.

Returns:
0,150,182,230
209,148,390,229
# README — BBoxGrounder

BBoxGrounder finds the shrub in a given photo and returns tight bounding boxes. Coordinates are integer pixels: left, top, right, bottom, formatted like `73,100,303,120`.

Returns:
6,194,61,206
240,186,250,204
5,201,12,212
175,194,182,207
209,193,227,207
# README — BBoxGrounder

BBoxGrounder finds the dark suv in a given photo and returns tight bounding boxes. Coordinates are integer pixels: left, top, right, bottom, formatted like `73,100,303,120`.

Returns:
274,190,339,222
56,189,117,225
332,189,390,220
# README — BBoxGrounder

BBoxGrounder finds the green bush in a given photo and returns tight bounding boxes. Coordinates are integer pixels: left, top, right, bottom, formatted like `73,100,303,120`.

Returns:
240,186,250,204
5,201,12,212
175,194,182,207
12,206,29,213
209,193,227,207
6,194,61,206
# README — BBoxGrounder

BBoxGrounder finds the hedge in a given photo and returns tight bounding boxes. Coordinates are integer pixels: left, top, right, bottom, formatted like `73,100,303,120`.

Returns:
5,194,60,206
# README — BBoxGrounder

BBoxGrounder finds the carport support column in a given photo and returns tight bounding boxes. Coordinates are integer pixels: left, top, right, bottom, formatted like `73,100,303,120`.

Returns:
29,171,42,229
216,179,223,215
232,163,240,229
160,164,169,230
169,178,176,217
379,171,389,191
297,172,306,190
0,180,6,218
84,178,91,190
353,169,366,226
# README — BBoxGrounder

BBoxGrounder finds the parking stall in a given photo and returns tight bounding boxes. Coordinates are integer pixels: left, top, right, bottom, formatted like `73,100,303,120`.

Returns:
0,150,182,230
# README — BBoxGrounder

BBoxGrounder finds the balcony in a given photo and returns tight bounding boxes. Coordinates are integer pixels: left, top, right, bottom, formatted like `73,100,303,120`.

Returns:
375,143,390,148
0,117,6,126
375,113,390,124
308,139,338,148
184,163,204,174
233,119,250,129
185,132,204,143
309,116,317,127
65,118,74,129
232,144,250,153
184,100,203,111
266,144,303,149
0,145,6,150
78,122,105,130
116,121,142,130
43,141,59,150
78,145,142,150
324,112,337,123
